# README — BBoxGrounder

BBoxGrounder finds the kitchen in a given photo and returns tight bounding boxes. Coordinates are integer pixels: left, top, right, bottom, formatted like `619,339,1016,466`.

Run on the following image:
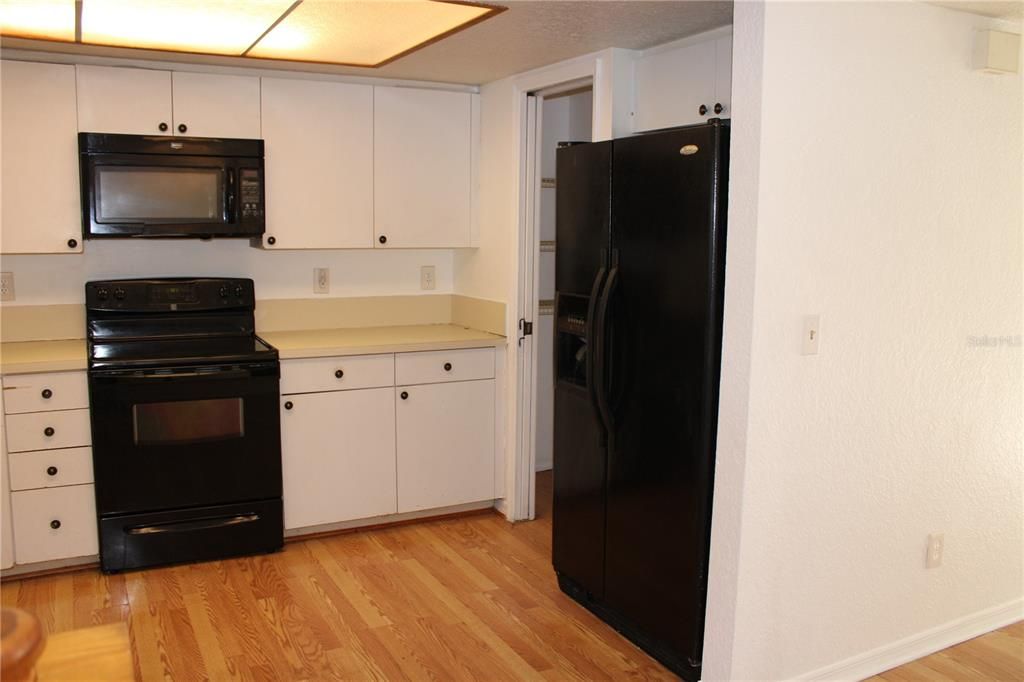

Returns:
0,1,1021,680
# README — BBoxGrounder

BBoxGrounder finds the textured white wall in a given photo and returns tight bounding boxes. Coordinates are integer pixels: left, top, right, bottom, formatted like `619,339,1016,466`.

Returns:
708,2,1023,679
0,241,454,304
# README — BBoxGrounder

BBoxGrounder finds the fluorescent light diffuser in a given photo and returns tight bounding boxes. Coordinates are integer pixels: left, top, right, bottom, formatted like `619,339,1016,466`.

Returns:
247,0,497,66
80,0,295,56
0,0,75,42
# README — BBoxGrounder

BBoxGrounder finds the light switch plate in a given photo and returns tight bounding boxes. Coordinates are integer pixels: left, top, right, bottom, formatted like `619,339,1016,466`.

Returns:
314,268,329,294
802,314,820,355
926,533,944,569
0,272,14,302
420,265,436,291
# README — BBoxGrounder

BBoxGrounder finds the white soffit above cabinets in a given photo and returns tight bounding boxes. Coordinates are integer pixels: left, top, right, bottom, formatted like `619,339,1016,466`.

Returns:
0,1,734,85
0,0,504,68
927,1,1023,20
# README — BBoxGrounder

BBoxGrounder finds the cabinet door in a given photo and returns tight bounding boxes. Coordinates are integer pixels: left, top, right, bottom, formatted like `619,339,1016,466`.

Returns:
76,65,173,135
0,61,82,254
633,39,716,132
1,384,13,568
171,72,260,138
374,87,472,248
281,388,396,529
396,379,494,513
261,78,374,249
714,34,733,117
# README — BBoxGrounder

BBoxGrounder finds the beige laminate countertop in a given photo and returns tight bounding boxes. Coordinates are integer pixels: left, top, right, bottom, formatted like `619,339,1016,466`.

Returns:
0,325,505,375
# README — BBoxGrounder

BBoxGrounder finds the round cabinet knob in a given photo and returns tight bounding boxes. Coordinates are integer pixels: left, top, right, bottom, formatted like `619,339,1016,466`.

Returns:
46,466,58,477
267,236,276,246
41,389,52,399
67,238,78,249
50,520,61,530
178,123,188,133
714,102,724,114
43,427,55,437
443,362,452,372
284,401,293,410
378,235,387,245
158,122,168,132
400,391,409,400
335,369,344,379
699,104,708,116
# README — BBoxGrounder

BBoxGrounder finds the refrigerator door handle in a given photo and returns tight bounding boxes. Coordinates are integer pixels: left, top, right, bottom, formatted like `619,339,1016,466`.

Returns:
594,258,619,433
586,260,608,426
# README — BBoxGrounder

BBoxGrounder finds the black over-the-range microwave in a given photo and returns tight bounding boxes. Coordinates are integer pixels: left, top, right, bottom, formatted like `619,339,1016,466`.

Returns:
79,133,265,239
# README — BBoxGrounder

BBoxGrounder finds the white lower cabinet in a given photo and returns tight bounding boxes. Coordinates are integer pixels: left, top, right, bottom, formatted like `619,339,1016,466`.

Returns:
10,485,98,564
281,387,397,529
396,379,495,513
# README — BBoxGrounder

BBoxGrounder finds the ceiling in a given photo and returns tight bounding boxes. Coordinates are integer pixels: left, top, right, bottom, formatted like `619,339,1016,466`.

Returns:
928,1,1023,19
0,1,734,85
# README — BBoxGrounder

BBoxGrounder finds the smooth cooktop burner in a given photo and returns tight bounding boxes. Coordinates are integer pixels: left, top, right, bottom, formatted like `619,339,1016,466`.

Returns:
89,335,277,370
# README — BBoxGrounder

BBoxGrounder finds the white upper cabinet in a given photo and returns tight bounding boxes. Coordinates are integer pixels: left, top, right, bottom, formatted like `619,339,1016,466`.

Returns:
373,87,473,248
260,77,374,249
76,65,173,135
1,60,82,254
632,30,733,132
77,65,260,138
170,71,261,138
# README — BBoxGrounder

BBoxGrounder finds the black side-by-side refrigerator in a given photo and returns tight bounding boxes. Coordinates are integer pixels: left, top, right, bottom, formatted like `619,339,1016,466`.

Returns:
552,119,729,680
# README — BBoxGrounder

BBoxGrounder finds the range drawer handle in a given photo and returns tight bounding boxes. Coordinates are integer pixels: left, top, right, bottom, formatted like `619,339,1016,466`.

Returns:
46,466,58,477
50,520,61,530
444,362,453,372
43,427,55,437
335,369,344,379
41,388,53,399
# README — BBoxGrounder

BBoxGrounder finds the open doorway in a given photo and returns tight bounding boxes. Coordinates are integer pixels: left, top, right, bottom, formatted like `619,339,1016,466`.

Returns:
532,86,593,520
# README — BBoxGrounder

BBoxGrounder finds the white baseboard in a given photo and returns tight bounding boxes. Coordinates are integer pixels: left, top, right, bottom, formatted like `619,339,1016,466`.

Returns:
797,597,1024,681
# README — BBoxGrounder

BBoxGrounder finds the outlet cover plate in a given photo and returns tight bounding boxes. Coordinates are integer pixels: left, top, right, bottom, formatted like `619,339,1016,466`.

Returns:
314,268,329,294
420,265,436,291
0,272,14,302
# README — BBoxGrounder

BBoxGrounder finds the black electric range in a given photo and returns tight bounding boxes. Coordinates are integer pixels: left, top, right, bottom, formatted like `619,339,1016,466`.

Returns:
86,277,283,572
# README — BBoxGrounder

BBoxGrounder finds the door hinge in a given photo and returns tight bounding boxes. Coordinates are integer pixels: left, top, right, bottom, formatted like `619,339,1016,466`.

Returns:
518,318,534,346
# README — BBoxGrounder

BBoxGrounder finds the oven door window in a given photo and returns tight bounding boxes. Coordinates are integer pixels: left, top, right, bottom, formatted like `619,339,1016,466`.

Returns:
95,166,224,223
133,398,243,446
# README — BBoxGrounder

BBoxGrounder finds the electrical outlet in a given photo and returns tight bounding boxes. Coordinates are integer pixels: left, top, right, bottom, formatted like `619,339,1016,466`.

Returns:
801,314,820,355
420,265,436,291
926,533,944,569
313,268,329,294
0,272,14,302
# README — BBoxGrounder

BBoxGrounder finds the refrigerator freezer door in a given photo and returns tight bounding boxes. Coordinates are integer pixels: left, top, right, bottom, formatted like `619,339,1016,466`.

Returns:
602,123,729,673
555,141,612,296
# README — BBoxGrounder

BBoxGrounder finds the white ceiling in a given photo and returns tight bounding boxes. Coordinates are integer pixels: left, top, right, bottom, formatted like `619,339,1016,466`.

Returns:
0,1,734,85
928,0,1023,19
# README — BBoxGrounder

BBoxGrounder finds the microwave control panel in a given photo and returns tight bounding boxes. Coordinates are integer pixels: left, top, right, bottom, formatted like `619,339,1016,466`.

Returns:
239,168,263,220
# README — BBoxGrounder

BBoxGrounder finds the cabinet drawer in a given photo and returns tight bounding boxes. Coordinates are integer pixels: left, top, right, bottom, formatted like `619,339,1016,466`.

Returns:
11,484,98,564
281,354,394,394
3,372,89,414
396,348,495,386
8,447,94,491
5,409,91,453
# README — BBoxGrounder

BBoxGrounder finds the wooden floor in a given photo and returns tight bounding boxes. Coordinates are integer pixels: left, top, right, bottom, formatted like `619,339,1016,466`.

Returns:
2,472,1022,681
1,472,673,681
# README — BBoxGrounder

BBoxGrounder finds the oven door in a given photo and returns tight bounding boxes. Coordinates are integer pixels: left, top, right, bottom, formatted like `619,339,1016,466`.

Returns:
89,362,282,516
81,153,264,238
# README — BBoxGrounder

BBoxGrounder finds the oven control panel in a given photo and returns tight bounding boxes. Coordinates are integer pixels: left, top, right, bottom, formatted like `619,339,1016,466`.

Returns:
87,278,255,312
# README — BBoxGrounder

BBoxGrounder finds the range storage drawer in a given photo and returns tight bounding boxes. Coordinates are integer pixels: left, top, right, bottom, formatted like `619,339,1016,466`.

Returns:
5,409,92,452
281,353,395,394
2,372,89,414
8,447,94,491
396,347,495,386
11,484,99,564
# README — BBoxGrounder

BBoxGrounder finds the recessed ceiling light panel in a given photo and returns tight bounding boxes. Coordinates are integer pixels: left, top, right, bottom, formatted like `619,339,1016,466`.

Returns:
246,0,500,66
80,0,295,55
0,0,75,42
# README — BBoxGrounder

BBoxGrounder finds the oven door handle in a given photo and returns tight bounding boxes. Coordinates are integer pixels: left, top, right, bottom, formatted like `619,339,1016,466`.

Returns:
127,513,260,535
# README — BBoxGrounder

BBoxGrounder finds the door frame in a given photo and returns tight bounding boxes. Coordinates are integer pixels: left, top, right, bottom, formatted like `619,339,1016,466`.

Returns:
507,57,603,522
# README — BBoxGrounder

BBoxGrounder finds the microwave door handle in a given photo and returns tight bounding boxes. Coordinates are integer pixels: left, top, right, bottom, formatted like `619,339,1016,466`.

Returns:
225,168,236,222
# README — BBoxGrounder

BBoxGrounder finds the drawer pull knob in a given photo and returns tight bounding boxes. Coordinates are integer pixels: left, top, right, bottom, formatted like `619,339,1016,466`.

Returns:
41,389,53,399
284,401,293,410
43,427,55,437
50,520,61,530
400,391,409,400
335,369,344,379
46,466,58,476
443,362,453,372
